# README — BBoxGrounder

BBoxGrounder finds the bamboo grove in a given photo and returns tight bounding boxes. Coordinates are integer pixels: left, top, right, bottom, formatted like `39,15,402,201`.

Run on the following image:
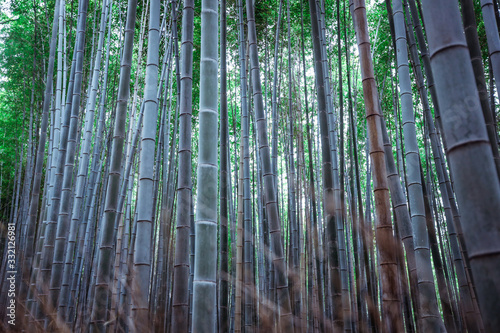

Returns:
0,0,499,331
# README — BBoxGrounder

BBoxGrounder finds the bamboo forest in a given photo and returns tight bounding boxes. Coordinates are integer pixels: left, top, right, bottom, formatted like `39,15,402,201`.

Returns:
1,0,500,331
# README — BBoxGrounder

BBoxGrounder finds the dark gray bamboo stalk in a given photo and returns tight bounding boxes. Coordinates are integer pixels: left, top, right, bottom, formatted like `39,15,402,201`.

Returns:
38,0,88,323
420,0,500,330
236,1,254,331
131,0,160,328
392,0,442,330
171,0,195,330
190,0,218,331
299,1,325,329
20,0,60,309
308,0,343,329
47,0,65,214
403,2,481,330
345,8,378,329
246,0,293,330
481,0,500,105
351,0,404,331
53,0,110,318
460,0,500,178
286,0,300,330
380,117,421,329
64,11,114,320
420,162,458,332
219,0,229,330
271,0,283,187
235,146,244,333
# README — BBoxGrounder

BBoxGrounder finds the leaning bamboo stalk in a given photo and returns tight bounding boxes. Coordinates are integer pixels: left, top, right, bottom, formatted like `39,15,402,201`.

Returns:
299,3,326,329
54,0,110,319
46,0,65,217
20,60,37,242
20,0,60,311
460,0,500,178
419,1,500,330
271,0,283,187
403,2,481,330
64,14,114,319
130,0,160,328
38,0,88,321
392,0,442,330
127,0,149,140
345,4,374,327
351,0,403,331
246,0,293,331
420,162,458,332
89,0,138,329
171,0,195,330
380,116,421,327
308,0,343,329
480,0,500,108
236,0,254,330
155,31,177,330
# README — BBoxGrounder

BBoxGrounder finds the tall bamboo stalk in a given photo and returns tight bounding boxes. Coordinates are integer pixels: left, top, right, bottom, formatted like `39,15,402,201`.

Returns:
351,0,403,331
308,0,343,329
392,0,442,330
20,0,60,311
191,0,218,331
219,0,229,330
247,0,293,330
131,0,160,328
171,0,195,330
89,0,138,329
